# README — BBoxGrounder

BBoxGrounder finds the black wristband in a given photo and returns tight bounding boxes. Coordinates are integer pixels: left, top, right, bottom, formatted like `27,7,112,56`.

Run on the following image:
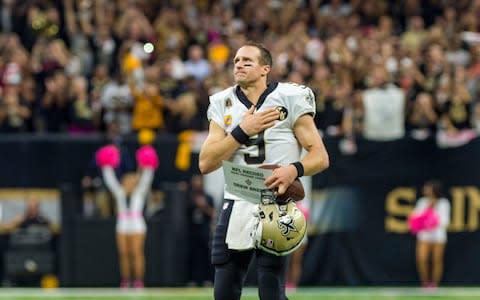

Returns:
231,125,249,144
291,161,304,178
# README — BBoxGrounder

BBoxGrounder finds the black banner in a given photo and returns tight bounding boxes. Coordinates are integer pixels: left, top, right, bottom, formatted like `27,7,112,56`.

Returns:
304,136,480,285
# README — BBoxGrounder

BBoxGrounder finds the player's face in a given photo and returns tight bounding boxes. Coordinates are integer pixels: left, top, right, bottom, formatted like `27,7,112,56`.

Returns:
233,46,269,86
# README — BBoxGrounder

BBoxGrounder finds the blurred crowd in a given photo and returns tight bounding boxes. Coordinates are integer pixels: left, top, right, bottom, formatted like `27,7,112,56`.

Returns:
0,0,480,148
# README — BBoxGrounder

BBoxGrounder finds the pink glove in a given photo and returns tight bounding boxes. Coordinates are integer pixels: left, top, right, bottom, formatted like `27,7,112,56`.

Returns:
95,145,120,168
136,145,159,169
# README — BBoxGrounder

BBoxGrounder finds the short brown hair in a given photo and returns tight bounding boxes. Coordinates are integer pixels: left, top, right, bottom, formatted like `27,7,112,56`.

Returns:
243,41,273,67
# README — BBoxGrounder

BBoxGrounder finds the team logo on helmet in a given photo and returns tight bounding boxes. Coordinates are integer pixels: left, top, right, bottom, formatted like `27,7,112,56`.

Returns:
254,202,307,256
278,215,298,236
275,106,288,121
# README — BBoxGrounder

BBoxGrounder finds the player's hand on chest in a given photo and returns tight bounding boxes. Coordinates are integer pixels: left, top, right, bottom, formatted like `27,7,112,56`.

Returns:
240,106,280,136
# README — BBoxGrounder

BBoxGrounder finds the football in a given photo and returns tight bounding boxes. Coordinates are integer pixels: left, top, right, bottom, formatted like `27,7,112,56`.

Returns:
259,164,305,203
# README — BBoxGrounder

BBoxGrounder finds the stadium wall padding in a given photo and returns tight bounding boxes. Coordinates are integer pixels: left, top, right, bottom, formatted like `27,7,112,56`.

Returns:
1,134,480,286
57,182,189,287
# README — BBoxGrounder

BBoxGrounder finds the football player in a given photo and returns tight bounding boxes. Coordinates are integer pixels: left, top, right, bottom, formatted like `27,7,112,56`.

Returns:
199,41,329,300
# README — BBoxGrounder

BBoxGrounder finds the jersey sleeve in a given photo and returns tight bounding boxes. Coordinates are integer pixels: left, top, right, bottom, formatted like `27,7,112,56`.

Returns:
206,96,225,128
292,86,316,121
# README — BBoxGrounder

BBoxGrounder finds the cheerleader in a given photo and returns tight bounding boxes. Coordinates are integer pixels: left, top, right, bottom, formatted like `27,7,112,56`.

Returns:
96,144,158,288
409,180,450,289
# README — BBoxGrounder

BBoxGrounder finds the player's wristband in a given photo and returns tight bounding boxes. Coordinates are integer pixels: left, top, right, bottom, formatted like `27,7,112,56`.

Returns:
291,161,304,178
231,125,249,144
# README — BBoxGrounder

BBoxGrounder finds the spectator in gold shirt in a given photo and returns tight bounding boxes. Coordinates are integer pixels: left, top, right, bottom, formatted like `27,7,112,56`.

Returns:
131,79,165,132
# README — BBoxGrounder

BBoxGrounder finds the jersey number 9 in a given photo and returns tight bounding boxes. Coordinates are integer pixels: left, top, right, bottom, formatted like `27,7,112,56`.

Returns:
244,132,265,164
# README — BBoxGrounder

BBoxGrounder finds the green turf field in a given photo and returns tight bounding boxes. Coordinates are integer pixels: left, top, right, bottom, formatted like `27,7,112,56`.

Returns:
0,287,480,300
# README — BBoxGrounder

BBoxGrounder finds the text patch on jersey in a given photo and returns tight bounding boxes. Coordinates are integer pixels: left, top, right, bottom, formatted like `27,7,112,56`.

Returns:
275,106,288,121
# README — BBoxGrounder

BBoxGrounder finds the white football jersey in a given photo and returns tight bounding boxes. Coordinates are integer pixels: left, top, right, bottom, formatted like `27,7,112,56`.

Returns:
362,84,405,141
207,82,316,201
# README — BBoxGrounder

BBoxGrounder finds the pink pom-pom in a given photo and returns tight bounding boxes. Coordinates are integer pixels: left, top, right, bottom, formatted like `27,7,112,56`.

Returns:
95,145,120,168
408,207,440,234
136,145,159,169
408,213,425,234
422,208,440,230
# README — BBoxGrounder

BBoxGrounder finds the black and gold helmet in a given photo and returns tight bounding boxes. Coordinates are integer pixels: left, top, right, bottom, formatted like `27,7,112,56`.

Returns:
253,201,307,256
